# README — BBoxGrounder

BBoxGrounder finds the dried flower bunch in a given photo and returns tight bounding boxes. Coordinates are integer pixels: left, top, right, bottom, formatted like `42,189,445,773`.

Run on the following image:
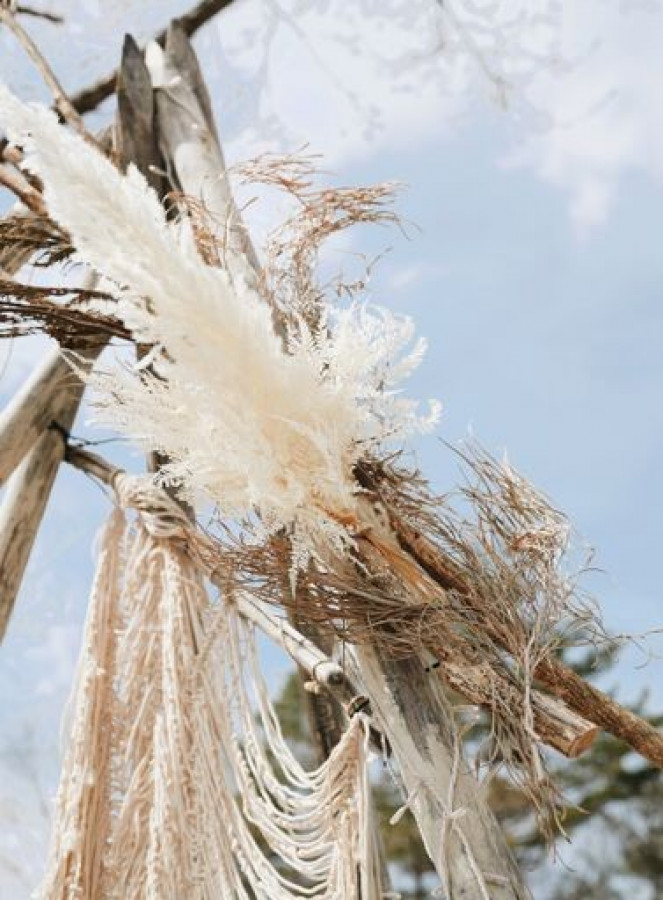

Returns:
0,85,439,559
0,52,660,851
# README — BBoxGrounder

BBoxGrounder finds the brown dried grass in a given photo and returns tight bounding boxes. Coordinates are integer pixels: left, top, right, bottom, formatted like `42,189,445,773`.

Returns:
0,277,128,345
200,443,603,838
0,212,73,271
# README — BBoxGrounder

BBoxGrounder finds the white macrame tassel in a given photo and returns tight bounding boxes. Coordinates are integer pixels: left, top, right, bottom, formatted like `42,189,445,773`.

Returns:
38,508,125,899
38,489,381,899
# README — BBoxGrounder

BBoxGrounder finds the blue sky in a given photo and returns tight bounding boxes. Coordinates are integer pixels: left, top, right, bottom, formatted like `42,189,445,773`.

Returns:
0,1,662,896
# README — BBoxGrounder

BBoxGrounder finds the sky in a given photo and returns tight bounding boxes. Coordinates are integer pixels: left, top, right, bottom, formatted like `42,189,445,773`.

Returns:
0,1,662,897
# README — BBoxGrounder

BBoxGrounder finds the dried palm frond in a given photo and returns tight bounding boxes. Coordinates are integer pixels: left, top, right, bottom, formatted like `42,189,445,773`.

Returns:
0,278,128,345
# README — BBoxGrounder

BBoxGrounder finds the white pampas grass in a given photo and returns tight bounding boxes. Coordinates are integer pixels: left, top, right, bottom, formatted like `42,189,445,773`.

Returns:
0,85,439,551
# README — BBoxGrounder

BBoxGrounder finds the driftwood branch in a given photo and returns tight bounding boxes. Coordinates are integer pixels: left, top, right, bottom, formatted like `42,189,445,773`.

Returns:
393,515,663,768
430,653,597,759
233,592,359,703
148,26,262,280
290,612,347,760
0,268,102,641
64,445,118,485
0,346,96,486
116,35,163,192
534,656,663,767
356,646,531,899
68,0,237,117
0,367,89,641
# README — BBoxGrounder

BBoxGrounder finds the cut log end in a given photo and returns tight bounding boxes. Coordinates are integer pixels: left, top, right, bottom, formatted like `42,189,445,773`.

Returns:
566,725,601,758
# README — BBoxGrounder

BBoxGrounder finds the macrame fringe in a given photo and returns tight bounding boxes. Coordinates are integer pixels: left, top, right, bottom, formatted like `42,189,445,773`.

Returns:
37,495,380,899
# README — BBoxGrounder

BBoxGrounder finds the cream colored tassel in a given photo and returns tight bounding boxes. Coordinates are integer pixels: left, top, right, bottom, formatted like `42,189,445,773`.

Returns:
38,508,125,900
39,489,381,899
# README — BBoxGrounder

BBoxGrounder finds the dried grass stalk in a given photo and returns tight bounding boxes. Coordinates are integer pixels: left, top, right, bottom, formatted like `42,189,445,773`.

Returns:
0,212,73,271
234,152,399,329
0,277,127,345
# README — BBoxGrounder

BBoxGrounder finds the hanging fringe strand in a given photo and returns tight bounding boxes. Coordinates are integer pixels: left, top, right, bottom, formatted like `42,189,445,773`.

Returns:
39,489,381,899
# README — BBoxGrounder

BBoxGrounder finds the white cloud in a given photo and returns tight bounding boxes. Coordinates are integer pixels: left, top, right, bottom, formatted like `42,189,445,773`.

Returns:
210,0,474,167
387,261,447,292
209,0,663,234
502,1,663,232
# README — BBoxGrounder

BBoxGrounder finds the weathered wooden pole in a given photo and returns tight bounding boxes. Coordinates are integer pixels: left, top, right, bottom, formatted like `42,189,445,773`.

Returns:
0,374,82,640
356,648,530,899
0,273,100,642
0,347,86,487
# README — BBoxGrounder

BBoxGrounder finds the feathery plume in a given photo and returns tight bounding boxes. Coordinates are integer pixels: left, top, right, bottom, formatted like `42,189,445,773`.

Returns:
0,85,439,554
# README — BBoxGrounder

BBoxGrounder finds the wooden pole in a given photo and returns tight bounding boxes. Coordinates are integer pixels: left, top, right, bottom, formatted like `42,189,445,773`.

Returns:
147,26,261,280
234,593,362,704
67,0,238,118
0,347,95,487
0,340,92,641
356,647,531,899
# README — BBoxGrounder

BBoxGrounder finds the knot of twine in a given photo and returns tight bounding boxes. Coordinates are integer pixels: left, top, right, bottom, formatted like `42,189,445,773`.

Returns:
112,472,190,540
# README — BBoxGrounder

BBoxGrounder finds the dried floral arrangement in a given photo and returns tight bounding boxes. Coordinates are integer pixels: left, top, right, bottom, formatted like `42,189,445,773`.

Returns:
0,3,661,898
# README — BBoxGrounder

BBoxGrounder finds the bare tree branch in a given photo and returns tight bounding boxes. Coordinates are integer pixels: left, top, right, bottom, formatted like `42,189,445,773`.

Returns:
15,4,63,23
0,6,89,139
